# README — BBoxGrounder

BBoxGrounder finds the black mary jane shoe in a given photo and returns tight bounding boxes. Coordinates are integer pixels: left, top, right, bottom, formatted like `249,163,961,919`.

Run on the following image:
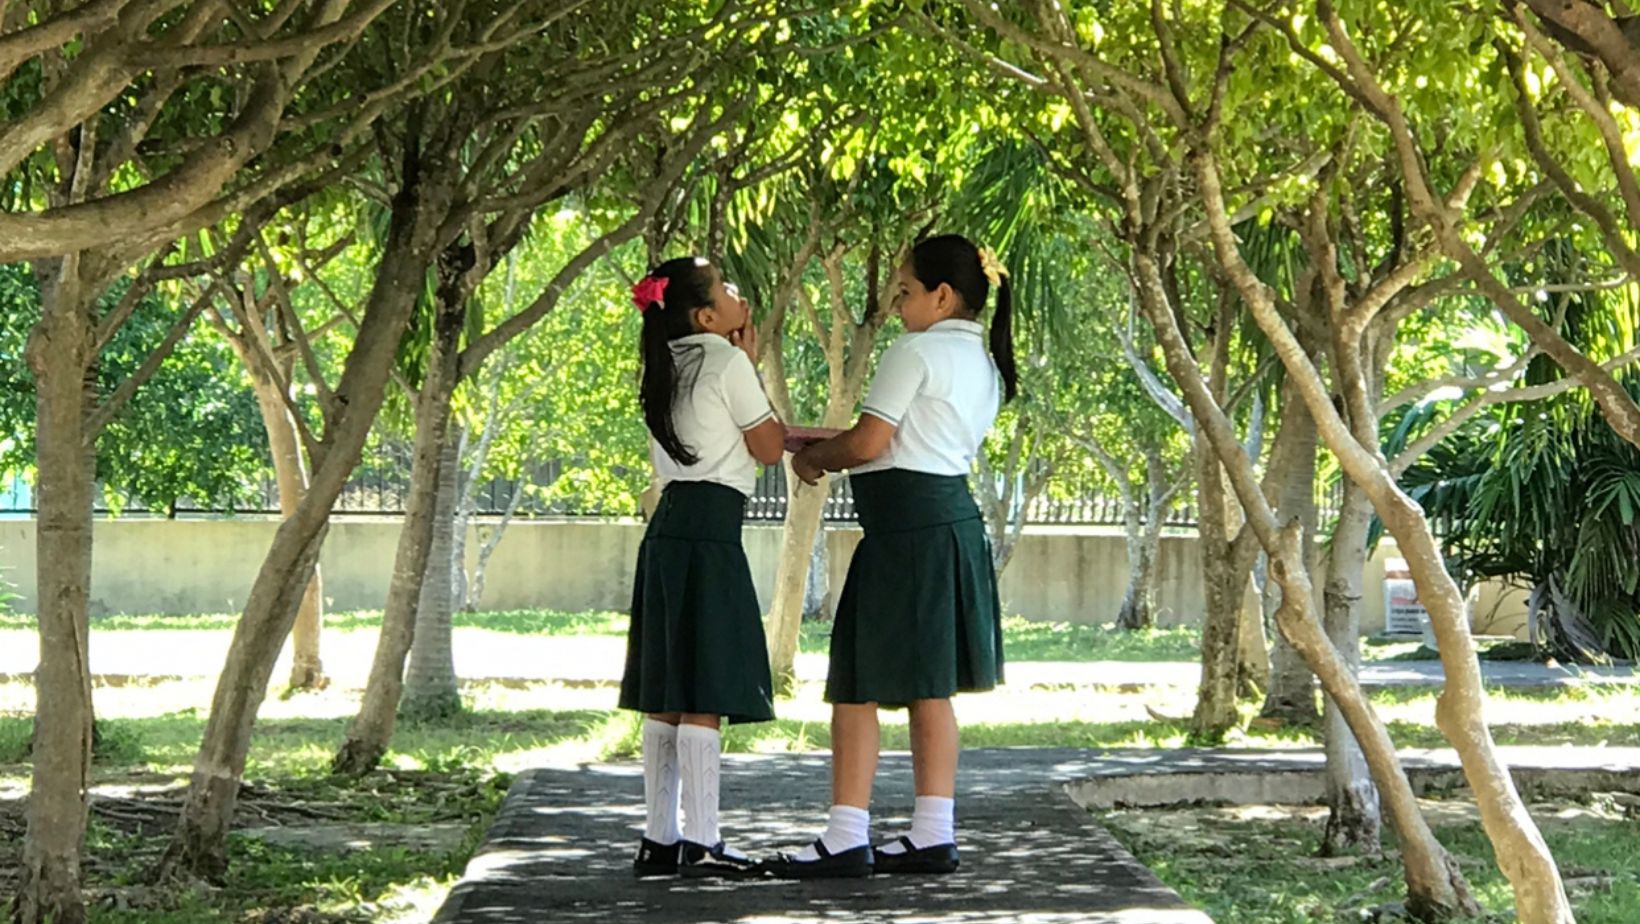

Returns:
633,838,681,878
872,836,960,875
680,840,762,878
763,840,874,879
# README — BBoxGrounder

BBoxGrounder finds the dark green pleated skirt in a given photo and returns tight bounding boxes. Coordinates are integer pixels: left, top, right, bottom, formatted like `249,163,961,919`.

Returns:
618,481,775,724
825,468,1005,708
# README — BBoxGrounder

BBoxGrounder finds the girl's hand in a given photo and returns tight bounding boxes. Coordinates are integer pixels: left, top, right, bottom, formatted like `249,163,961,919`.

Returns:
730,319,759,368
791,447,824,486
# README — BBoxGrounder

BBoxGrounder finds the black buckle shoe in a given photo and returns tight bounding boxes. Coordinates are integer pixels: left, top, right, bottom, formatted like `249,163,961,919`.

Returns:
764,839,874,879
873,836,959,874
680,840,762,878
633,838,680,878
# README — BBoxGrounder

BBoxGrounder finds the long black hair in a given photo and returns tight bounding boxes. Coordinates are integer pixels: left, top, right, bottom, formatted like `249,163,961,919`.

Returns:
908,234,1018,402
637,256,714,465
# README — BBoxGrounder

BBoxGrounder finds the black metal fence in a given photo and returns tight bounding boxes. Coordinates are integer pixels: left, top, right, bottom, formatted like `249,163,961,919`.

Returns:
1,456,1343,528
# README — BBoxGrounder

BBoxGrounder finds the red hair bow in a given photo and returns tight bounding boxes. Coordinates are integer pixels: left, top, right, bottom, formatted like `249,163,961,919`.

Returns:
632,276,669,313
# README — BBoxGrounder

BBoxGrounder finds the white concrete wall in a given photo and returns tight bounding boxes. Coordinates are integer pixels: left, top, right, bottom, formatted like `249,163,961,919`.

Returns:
0,517,1520,634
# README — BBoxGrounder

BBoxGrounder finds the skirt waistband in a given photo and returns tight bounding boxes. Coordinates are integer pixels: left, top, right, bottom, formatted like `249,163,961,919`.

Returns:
849,469,980,535
647,480,747,542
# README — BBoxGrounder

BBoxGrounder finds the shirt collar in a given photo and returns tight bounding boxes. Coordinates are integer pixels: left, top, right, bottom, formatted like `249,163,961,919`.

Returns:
929,319,985,336
670,332,722,349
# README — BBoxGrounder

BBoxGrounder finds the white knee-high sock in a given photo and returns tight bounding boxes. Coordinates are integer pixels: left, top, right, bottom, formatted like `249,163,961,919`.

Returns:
642,719,681,844
677,724,722,847
878,795,955,854
792,804,870,861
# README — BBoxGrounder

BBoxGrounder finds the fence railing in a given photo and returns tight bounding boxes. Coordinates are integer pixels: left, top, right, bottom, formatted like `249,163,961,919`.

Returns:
1,462,1344,529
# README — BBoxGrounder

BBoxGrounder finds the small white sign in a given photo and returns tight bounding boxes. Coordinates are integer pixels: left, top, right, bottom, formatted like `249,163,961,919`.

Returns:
1383,558,1430,637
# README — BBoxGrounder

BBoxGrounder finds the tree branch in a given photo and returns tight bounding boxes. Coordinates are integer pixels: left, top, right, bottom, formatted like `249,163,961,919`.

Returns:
84,278,218,435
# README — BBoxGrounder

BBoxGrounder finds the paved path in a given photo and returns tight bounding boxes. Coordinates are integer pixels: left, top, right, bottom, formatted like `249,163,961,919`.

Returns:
431,743,1640,923
433,749,1214,924
0,628,1632,690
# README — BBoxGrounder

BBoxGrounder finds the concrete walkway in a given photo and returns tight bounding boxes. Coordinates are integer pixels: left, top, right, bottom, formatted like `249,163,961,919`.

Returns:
431,744,1640,923
0,627,1633,690
433,749,1214,924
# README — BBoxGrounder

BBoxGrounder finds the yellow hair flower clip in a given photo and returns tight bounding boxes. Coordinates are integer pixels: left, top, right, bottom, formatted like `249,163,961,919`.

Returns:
978,247,1009,287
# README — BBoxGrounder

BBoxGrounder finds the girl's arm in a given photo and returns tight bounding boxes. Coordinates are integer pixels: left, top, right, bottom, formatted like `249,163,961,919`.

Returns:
791,415,894,484
743,416,787,465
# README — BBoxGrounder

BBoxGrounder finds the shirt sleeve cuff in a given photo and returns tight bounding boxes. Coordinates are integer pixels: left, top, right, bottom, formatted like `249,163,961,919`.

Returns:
861,406,901,427
737,409,775,431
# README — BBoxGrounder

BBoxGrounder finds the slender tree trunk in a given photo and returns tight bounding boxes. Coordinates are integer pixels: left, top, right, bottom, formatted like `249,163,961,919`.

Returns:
802,522,830,619
764,248,891,688
1323,481,1382,856
1116,506,1156,630
1131,248,1481,919
1262,382,1320,724
332,281,465,775
468,477,525,611
1236,576,1272,697
1260,556,1316,715
13,268,96,924
402,428,463,720
451,426,473,615
248,375,327,691
765,465,830,693
158,172,449,880
1191,437,1256,739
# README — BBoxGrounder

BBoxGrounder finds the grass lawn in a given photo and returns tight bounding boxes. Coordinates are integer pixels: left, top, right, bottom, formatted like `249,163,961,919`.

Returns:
1104,799,1640,924
0,608,1210,662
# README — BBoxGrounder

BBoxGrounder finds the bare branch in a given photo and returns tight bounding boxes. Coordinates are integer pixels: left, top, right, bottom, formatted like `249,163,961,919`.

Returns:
85,279,218,435
0,0,140,85
126,0,397,67
1391,342,1640,473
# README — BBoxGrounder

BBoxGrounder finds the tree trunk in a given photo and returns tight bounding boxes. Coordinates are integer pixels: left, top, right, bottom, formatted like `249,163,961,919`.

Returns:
402,427,463,720
1191,292,1261,740
158,172,448,881
1261,382,1320,724
468,477,525,611
1191,437,1254,740
1131,248,1482,919
13,267,96,924
1322,481,1382,856
802,521,830,620
248,374,327,691
451,426,473,616
1236,577,1272,698
332,285,465,775
765,464,830,693
1116,523,1156,630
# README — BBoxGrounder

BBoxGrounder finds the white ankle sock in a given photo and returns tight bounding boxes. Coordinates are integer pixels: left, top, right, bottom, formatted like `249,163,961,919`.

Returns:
793,804,870,861
878,795,955,854
641,719,681,844
677,724,722,847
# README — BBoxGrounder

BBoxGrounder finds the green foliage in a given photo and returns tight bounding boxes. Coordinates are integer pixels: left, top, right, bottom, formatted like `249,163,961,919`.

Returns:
0,264,269,514
1405,376,1640,659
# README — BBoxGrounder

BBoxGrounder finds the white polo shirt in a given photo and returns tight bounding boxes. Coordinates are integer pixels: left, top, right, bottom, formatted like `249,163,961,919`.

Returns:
854,319,1001,476
650,333,775,497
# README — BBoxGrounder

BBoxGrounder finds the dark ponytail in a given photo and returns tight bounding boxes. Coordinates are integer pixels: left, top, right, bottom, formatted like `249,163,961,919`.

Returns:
990,273,1018,402
908,234,1019,403
636,256,715,465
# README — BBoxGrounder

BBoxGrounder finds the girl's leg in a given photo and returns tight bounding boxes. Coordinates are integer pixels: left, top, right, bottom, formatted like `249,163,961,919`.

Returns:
879,698,958,854
788,702,879,862
677,713,725,847
831,702,881,808
907,698,957,797
642,713,682,844
675,712,758,873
